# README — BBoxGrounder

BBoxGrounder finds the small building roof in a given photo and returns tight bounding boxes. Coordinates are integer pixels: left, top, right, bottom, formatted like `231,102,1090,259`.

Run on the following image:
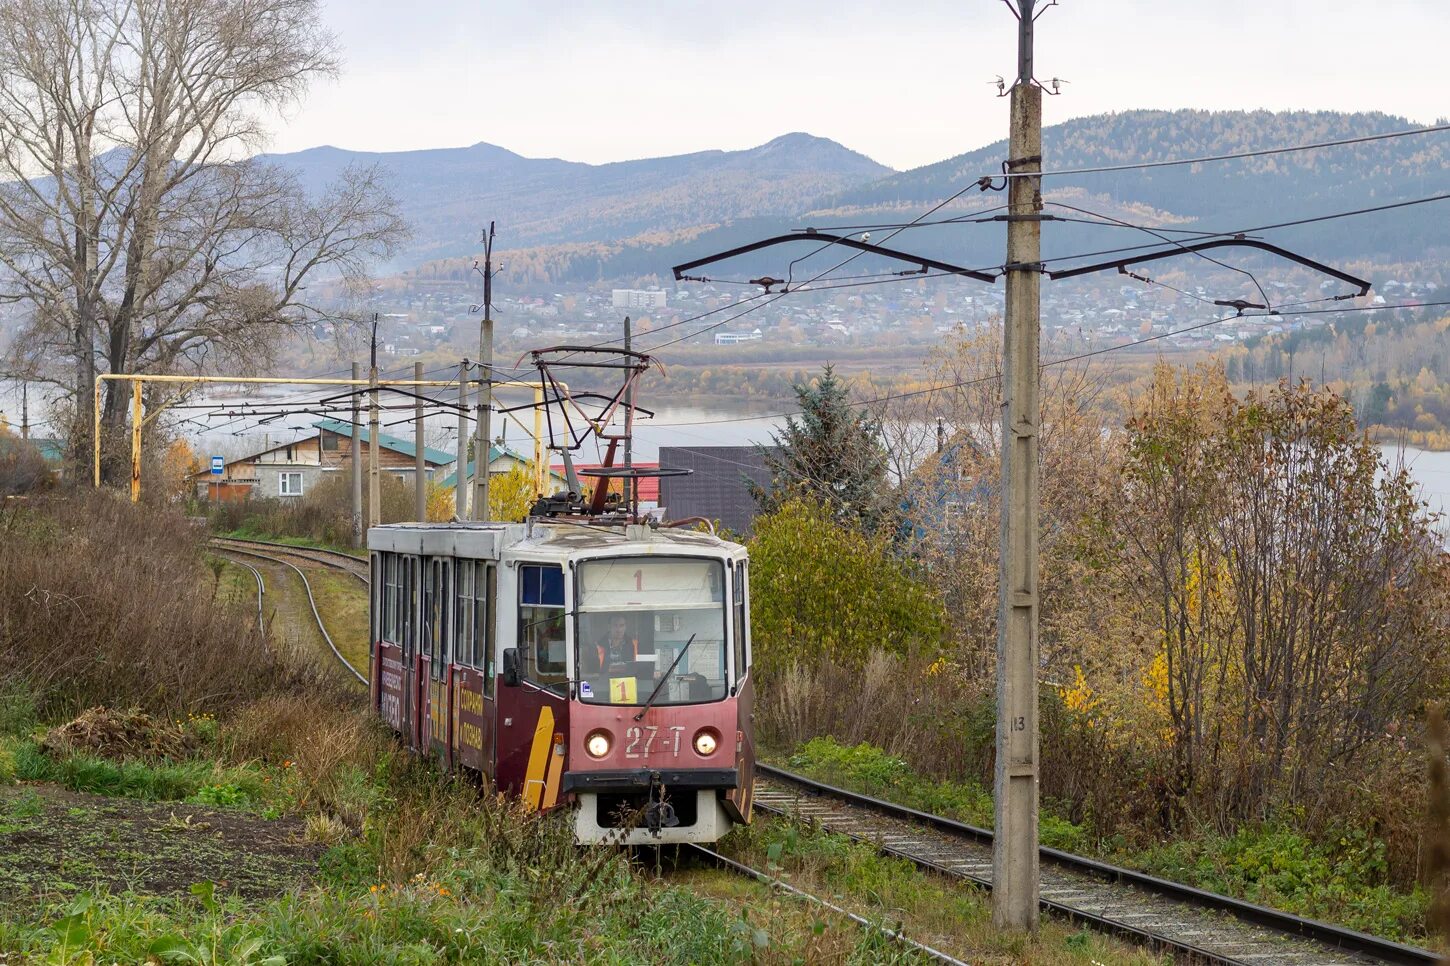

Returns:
313,419,453,466
437,445,545,489
29,438,65,464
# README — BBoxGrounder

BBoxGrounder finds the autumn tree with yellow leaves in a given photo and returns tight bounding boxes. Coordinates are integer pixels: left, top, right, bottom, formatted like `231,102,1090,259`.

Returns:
1100,364,1446,828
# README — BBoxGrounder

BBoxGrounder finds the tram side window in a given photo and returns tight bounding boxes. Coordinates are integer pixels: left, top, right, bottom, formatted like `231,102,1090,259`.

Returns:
455,562,473,669
403,557,417,656
383,555,400,643
376,555,386,640
426,559,451,674
423,561,435,661
733,560,749,682
474,562,495,694
518,564,566,694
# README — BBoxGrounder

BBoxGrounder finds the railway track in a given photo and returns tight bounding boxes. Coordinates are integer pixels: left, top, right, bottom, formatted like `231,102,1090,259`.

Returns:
210,536,370,584
203,536,1433,964
222,554,267,635
684,843,968,964
210,538,368,685
755,765,1438,966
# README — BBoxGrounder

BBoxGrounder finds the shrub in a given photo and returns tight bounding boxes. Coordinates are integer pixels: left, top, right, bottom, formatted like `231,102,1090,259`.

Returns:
0,494,296,719
0,435,51,495
748,497,948,680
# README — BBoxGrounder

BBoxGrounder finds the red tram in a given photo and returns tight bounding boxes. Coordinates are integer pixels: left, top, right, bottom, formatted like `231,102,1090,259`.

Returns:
367,519,756,844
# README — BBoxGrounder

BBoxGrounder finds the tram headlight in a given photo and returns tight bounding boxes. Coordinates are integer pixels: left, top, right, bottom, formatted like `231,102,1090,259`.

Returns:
586,730,612,759
693,730,718,756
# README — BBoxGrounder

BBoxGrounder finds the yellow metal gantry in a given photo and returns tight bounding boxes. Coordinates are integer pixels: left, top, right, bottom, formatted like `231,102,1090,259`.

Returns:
92,372,552,503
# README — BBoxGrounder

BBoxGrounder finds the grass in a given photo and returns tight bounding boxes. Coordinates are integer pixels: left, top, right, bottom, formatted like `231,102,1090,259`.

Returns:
783,736,1431,943
0,703,944,964
220,527,366,558
1128,822,1428,941
307,568,371,673
214,557,263,608
709,816,1165,965
785,736,1087,851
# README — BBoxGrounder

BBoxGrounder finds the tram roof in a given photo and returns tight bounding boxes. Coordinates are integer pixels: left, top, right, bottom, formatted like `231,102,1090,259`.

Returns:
366,519,742,559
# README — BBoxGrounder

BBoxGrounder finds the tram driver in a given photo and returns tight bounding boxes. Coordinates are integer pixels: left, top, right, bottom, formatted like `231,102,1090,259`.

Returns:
591,614,641,674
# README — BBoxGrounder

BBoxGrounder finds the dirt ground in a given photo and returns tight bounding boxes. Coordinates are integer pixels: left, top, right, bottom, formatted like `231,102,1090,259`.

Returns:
0,784,321,909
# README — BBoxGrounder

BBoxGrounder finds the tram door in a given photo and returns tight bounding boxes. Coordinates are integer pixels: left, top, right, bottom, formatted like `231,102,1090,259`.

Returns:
422,558,452,759
496,562,569,807
403,554,420,748
450,560,495,777
372,553,408,735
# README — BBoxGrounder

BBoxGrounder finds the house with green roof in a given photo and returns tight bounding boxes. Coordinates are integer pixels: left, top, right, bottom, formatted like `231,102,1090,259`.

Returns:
193,419,456,502
436,443,563,490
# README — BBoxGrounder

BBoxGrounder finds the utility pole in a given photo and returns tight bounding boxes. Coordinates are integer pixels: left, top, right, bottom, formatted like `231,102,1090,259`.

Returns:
368,314,381,529
623,315,633,512
351,362,363,548
20,381,28,440
472,222,496,522
995,0,1044,933
455,360,470,519
414,361,426,522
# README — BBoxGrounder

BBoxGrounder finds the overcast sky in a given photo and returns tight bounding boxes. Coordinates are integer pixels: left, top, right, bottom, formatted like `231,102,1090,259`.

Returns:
269,0,1449,171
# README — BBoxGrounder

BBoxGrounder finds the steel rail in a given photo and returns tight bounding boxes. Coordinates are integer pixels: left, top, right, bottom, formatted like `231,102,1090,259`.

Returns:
757,764,1438,966
683,843,969,965
210,537,369,585
212,550,267,635
209,542,367,686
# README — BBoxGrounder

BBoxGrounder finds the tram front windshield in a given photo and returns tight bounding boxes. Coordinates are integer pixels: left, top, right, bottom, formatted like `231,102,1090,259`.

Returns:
575,557,727,706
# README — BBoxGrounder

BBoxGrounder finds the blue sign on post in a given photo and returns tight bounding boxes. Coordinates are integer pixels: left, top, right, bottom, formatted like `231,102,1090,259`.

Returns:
210,456,224,476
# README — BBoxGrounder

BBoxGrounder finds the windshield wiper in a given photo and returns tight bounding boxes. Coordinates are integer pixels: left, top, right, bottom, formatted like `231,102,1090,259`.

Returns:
635,633,696,721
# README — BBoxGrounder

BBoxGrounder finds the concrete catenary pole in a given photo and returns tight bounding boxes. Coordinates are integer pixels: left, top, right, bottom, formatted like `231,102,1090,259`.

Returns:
414,361,426,522
455,360,470,519
368,315,381,529
994,0,1044,932
471,222,496,521
351,362,363,548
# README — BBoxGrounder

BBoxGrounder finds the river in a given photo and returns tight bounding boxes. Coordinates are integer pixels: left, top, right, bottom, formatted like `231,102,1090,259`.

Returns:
3,377,1448,539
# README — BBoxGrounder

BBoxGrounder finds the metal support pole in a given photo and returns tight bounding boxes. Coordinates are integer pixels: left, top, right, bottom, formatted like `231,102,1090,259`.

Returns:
20,382,28,440
92,378,102,488
351,362,363,548
993,0,1043,933
129,379,143,503
414,361,426,522
368,319,381,529
455,360,470,519
623,315,633,513
533,388,545,497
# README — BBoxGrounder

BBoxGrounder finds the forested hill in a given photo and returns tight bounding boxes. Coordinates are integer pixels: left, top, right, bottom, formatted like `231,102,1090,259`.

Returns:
804,109,1449,268
393,110,1450,287
260,134,892,265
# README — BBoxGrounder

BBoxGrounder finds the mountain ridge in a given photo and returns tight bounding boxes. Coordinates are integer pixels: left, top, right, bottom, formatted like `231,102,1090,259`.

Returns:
264,109,1450,281
259,133,894,264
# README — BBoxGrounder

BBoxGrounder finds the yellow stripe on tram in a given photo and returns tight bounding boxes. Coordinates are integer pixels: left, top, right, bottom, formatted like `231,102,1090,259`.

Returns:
522,706,555,810
542,733,565,809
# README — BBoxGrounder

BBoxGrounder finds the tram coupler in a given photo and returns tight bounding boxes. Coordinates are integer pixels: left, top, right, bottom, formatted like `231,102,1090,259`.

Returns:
643,772,679,837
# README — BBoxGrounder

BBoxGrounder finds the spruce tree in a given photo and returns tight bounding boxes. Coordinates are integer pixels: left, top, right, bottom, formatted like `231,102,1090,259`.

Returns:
752,366,892,532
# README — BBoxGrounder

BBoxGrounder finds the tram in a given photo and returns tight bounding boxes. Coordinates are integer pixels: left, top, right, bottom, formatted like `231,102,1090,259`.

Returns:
367,516,756,844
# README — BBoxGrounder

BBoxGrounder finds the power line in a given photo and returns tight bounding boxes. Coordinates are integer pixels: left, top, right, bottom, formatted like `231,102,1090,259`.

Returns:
629,191,1012,354
645,298,1450,428
996,123,1450,179
1039,191,1450,268
646,190,1450,353
1049,201,1273,308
